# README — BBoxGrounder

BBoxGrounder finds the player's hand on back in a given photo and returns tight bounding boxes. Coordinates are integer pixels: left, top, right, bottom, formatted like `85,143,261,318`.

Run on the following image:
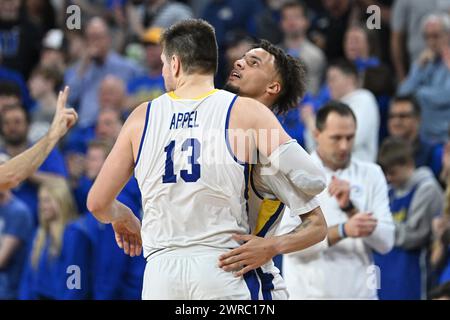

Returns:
218,234,277,277
111,206,143,257
48,86,78,140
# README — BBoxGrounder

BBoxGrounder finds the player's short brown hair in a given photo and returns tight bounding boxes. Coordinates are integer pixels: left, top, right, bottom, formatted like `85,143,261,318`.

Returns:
161,19,218,75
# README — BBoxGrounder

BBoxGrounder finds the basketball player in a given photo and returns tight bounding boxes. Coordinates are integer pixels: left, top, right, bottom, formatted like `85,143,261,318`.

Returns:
0,87,77,190
87,19,326,299
217,41,326,286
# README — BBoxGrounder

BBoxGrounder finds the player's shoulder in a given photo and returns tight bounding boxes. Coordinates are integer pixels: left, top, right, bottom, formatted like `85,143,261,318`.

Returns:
122,101,154,141
126,101,153,124
233,96,270,117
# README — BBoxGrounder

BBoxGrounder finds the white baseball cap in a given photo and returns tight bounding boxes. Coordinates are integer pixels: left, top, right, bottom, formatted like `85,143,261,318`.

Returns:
42,29,64,50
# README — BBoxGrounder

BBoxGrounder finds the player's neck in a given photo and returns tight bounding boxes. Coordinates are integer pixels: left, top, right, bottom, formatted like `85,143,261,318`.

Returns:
173,74,215,99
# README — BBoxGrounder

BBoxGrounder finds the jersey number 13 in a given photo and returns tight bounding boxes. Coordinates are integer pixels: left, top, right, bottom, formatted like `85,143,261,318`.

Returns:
162,138,201,183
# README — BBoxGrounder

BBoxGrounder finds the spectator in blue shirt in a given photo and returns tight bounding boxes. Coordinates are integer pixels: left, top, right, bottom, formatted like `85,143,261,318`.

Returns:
69,212,144,300
39,29,67,75
254,0,283,45
0,104,67,226
28,66,63,144
64,17,144,129
65,108,123,194
388,95,443,179
127,27,165,109
343,24,394,143
63,73,128,156
19,178,80,300
201,0,263,47
74,140,141,220
0,81,25,114
397,13,450,144
70,140,143,300
0,70,33,111
0,153,33,300
201,0,264,86
0,0,41,79
375,138,444,300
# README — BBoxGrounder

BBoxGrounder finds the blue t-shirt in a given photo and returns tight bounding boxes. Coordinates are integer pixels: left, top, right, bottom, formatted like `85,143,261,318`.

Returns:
58,220,93,300
8,147,68,226
71,174,143,300
277,108,305,148
74,175,141,217
62,125,96,155
276,91,330,149
374,184,424,300
58,212,144,300
0,196,33,299
19,221,91,300
127,74,165,103
19,234,61,300
86,213,144,300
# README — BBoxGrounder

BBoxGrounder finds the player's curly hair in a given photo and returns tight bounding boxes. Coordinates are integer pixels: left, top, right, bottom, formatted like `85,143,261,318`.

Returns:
254,40,307,114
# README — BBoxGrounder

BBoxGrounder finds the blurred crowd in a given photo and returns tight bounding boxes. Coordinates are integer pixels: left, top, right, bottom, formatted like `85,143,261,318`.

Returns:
0,0,450,300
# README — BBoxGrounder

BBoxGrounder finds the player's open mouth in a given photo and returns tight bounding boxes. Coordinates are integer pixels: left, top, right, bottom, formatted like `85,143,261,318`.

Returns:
229,70,241,80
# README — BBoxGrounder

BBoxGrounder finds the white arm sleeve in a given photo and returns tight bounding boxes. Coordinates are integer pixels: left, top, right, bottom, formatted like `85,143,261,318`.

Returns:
252,163,320,217
264,139,326,196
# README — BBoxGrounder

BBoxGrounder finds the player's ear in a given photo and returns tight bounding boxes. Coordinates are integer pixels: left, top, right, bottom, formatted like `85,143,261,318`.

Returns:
171,55,181,77
267,81,281,95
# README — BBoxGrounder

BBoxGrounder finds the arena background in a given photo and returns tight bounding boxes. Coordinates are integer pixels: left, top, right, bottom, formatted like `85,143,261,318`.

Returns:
0,0,449,301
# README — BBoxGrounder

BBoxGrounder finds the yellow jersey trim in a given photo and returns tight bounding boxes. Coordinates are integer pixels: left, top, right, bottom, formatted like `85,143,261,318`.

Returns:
167,89,219,100
254,199,283,236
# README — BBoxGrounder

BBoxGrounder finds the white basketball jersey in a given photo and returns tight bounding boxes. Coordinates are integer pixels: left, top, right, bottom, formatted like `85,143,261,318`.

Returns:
248,153,321,237
134,89,250,259
247,168,286,238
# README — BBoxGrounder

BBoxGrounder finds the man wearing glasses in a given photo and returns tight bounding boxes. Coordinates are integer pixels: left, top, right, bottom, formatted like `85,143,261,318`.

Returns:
387,95,443,179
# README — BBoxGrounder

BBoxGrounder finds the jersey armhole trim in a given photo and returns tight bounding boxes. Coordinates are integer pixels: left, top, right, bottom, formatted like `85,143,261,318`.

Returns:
225,94,246,166
249,167,264,200
256,201,285,237
135,101,152,167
